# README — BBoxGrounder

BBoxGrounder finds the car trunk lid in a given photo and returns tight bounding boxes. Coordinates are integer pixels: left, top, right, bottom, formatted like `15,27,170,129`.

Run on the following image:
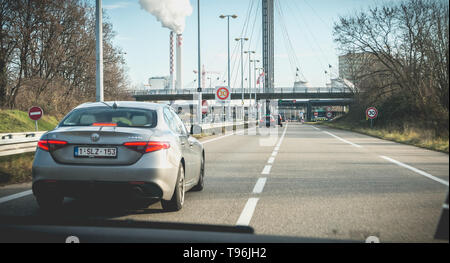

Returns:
46,126,152,165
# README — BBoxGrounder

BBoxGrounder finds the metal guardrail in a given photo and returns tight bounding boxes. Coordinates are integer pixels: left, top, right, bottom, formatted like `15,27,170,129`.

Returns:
0,131,47,157
0,131,47,145
130,87,354,96
0,122,249,157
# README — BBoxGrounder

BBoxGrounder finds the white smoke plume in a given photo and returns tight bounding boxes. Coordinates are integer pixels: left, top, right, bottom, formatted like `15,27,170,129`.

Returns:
139,0,193,34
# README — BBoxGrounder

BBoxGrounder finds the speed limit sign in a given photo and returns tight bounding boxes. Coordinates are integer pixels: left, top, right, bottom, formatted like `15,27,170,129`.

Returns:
366,107,378,119
215,86,230,103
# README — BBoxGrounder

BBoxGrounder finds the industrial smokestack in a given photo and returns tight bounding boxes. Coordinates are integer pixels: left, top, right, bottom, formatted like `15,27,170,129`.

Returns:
169,31,175,90
176,34,183,90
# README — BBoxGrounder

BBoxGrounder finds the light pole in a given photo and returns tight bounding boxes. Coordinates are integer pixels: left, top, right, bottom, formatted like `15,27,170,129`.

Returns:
255,67,264,120
219,15,237,89
250,59,259,119
197,0,202,125
244,50,255,118
95,0,103,102
220,14,237,122
235,38,248,121
244,51,256,98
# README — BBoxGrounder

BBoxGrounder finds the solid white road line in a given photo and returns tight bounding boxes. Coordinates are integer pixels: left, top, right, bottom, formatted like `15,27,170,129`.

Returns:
311,126,321,131
261,165,272,175
323,131,362,148
267,157,275,164
380,156,449,186
236,198,259,226
0,190,32,204
201,127,256,144
271,151,278,157
252,178,267,194
201,133,235,144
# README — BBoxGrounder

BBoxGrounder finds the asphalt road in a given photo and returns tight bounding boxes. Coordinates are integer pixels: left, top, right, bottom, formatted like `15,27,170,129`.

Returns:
0,123,448,242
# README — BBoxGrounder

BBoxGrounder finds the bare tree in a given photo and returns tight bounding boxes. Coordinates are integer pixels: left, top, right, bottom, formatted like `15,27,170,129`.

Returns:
0,0,129,116
333,0,449,134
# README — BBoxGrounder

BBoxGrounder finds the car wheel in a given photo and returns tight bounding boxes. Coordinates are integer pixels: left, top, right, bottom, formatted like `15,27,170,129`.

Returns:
36,194,63,211
191,154,205,192
161,164,185,211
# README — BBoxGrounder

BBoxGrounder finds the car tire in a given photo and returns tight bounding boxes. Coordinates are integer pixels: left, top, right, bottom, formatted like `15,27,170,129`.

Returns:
191,154,205,192
161,164,185,211
36,194,64,211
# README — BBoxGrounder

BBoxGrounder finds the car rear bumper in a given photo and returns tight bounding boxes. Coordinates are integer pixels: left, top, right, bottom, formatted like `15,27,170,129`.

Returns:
32,180,163,199
32,149,179,200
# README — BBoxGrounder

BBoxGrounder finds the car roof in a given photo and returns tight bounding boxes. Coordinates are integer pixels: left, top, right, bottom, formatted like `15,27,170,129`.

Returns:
75,101,164,111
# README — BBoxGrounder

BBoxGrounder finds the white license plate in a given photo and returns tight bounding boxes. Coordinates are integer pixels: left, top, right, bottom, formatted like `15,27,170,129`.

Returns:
74,147,117,158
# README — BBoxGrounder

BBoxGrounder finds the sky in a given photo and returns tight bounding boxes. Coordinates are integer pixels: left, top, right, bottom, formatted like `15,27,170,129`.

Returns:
102,0,385,89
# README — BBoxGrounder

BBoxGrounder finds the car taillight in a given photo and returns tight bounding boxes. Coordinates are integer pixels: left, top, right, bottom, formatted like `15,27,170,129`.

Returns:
38,139,68,151
123,141,170,154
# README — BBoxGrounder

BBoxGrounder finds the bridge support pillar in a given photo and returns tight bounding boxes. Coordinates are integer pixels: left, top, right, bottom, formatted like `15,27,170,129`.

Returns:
306,101,312,122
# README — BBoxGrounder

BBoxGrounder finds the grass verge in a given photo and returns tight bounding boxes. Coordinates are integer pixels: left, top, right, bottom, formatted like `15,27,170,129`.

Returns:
0,152,34,186
0,109,60,133
317,121,449,153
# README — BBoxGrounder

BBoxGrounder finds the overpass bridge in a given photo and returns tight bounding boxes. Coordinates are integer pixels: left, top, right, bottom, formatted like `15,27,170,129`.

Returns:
131,87,355,122
131,87,354,101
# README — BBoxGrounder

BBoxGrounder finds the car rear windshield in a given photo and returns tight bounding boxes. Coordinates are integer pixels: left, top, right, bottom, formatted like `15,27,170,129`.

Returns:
59,107,157,128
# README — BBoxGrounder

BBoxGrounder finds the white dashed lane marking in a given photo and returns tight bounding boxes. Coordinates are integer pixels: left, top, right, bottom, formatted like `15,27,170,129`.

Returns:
252,178,267,194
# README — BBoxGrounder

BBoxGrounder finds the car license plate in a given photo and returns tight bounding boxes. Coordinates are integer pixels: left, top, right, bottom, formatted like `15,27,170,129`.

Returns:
74,147,117,158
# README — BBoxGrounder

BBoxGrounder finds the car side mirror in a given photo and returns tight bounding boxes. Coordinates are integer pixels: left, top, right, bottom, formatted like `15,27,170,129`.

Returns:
190,124,202,135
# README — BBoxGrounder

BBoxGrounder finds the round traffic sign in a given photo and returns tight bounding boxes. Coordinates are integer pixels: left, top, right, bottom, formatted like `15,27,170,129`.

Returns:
28,106,43,121
216,87,229,100
326,112,333,118
366,107,378,119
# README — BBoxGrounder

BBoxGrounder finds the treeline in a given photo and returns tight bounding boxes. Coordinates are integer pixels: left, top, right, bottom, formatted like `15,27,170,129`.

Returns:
333,0,449,137
0,0,130,116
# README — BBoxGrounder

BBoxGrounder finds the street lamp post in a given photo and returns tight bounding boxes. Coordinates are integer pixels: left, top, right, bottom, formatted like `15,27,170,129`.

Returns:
197,0,202,125
250,58,259,119
235,37,248,120
255,67,264,120
219,14,237,90
95,0,103,102
244,51,255,118
220,14,237,122
250,59,259,117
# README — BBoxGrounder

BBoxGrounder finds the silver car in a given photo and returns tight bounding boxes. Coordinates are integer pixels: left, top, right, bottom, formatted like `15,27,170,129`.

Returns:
32,101,205,211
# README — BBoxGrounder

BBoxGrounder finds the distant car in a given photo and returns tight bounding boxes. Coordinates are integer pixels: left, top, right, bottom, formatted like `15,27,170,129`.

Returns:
259,115,276,127
32,101,205,212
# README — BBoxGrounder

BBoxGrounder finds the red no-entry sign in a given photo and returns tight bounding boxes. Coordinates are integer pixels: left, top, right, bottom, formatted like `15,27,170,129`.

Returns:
202,100,208,114
28,106,43,121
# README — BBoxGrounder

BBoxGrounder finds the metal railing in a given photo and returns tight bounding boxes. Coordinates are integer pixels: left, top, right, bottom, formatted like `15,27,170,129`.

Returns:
0,131,47,157
130,87,354,96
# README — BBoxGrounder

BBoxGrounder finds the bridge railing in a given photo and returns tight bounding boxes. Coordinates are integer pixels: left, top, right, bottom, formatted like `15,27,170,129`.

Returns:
130,87,354,96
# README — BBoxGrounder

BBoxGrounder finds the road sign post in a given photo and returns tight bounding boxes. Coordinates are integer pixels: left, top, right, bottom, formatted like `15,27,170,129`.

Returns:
215,86,230,123
366,107,378,128
28,106,43,131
